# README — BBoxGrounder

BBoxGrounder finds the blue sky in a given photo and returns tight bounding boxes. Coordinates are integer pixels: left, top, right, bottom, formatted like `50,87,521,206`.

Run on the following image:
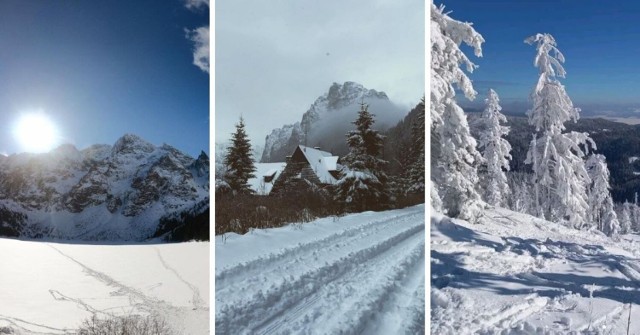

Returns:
437,0,640,116
0,0,209,156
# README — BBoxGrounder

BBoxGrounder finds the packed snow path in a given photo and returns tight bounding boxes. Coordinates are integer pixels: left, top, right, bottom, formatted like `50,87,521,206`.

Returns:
215,205,426,335
0,240,209,335
431,207,640,334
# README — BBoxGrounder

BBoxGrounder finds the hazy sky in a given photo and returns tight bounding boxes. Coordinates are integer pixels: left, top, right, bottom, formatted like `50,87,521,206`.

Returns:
439,0,640,116
0,0,209,157
215,0,425,145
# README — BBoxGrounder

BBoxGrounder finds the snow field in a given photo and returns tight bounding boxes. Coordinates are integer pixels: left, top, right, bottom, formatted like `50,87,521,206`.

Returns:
432,207,640,334
215,205,425,335
0,239,208,335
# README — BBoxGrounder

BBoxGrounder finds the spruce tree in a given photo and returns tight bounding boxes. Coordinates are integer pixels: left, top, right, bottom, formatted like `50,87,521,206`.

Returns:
223,117,256,195
478,89,512,207
621,201,632,234
431,3,485,221
406,97,425,195
586,154,619,236
524,33,594,228
335,102,389,212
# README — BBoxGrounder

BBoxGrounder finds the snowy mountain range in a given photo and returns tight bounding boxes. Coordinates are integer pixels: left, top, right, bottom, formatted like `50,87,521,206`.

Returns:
0,134,209,241
260,81,405,162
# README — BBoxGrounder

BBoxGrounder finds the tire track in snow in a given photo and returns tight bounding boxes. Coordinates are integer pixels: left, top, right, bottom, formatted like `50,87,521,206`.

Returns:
254,232,425,335
359,246,426,335
215,212,424,335
216,210,422,284
216,212,422,301
154,246,205,310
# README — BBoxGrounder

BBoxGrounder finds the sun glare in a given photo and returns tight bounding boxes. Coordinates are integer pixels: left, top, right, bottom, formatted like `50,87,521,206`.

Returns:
13,113,60,153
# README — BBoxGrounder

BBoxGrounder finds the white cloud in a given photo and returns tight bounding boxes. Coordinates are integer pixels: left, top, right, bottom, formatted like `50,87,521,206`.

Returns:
185,0,209,11
187,26,210,74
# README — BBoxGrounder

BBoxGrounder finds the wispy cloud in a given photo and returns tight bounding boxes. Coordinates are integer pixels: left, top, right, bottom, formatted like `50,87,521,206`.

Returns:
186,26,209,73
185,0,209,11
183,0,209,74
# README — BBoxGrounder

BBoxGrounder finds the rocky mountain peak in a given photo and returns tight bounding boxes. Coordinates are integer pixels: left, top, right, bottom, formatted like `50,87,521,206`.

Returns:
0,134,209,241
111,133,155,156
325,81,388,110
261,81,400,163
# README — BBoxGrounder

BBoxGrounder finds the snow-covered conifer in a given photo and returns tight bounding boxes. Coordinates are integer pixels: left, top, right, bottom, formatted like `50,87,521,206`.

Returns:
524,33,594,228
335,102,389,212
632,193,640,232
406,98,425,195
430,3,485,221
223,117,256,194
620,201,632,234
586,154,619,236
508,172,533,215
478,89,512,207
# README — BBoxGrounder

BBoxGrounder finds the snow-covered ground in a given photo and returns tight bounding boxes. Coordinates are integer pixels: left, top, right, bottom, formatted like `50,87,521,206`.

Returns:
0,239,209,334
215,205,425,335
432,206,640,334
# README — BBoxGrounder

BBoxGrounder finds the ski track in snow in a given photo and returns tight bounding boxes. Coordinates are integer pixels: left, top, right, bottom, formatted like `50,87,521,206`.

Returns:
154,247,205,310
47,244,161,311
432,207,640,334
215,206,426,335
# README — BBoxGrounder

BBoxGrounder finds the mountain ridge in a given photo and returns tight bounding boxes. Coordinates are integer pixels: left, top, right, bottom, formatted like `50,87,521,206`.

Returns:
0,134,209,241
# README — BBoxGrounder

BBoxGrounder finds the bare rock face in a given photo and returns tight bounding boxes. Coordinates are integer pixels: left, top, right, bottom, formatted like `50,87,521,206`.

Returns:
0,134,209,241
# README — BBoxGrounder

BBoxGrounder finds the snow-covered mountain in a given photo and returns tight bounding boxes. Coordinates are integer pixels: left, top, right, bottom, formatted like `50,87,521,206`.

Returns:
0,134,209,241
260,81,405,162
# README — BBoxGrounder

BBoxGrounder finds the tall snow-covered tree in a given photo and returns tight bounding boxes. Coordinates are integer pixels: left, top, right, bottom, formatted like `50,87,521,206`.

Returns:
223,117,256,194
524,33,594,228
478,89,512,207
586,154,619,236
431,3,485,221
406,97,425,195
335,102,389,212
621,201,632,234
632,193,640,232
511,178,532,215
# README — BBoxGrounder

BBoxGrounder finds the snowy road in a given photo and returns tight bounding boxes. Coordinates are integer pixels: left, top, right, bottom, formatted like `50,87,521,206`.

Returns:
431,207,640,334
215,205,426,335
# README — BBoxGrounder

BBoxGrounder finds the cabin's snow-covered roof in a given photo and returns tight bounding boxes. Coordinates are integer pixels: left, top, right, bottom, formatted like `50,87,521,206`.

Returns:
248,162,286,195
297,146,339,184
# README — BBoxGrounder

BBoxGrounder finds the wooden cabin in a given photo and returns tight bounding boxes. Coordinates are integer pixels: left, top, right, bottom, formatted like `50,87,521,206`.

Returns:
270,145,340,195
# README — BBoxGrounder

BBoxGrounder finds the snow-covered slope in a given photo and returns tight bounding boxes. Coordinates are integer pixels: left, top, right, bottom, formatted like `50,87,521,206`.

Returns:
260,81,404,162
215,205,425,334
432,207,640,334
0,134,209,241
0,238,209,335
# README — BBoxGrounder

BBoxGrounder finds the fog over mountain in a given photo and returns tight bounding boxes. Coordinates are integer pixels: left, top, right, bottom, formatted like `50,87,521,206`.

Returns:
260,82,407,162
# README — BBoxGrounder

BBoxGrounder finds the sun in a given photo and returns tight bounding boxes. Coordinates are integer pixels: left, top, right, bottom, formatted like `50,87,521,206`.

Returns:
13,113,60,153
